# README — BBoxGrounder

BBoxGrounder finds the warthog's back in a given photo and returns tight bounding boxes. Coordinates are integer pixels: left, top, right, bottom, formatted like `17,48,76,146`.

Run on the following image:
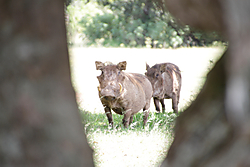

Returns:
126,73,153,102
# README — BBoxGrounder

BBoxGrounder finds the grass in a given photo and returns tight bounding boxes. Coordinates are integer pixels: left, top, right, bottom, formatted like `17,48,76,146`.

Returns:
81,110,177,134
81,110,178,167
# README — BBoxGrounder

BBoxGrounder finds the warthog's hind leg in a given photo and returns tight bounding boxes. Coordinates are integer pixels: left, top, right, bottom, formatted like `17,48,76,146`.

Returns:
172,93,178,114
122,109,132,128
143,109,149,127
160,99,165,113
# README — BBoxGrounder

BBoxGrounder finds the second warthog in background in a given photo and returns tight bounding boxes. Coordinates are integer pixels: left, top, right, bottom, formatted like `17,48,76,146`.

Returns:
145,63,182,114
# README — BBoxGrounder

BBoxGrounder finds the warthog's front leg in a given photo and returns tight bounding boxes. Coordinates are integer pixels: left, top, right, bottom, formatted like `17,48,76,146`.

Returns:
105,107,113,127
160,99,165,113
154,97,161,113
129,114,134,125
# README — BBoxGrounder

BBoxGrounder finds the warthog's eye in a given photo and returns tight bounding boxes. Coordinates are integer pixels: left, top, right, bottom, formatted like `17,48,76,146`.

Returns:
156,73,159,78
118,71,121,75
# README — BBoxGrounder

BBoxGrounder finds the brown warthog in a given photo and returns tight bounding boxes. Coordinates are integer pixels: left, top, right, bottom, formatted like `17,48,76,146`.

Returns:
95,61,153,128
145,63,181,114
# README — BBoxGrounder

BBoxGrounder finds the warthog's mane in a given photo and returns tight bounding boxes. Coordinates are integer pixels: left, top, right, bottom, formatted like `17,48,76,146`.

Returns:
104,61,115,66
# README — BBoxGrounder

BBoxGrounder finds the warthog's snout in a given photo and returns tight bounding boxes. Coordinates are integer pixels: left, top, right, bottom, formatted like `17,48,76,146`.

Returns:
100,87,116,97
98,82,122,99
102,96,116,101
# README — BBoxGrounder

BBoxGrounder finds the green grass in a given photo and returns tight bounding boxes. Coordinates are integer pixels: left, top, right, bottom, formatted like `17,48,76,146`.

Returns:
81,110,178,167
81,110,177,134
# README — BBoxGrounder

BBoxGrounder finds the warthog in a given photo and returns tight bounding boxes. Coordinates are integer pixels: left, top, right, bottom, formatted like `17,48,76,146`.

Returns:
95,61,153,128
145,63,181,114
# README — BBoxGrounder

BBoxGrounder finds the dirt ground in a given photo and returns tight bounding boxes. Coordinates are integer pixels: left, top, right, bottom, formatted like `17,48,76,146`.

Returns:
69,47,224,113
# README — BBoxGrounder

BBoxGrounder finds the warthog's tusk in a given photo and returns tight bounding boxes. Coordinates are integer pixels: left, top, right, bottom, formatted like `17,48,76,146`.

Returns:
98,85,101,92
119,83,123,93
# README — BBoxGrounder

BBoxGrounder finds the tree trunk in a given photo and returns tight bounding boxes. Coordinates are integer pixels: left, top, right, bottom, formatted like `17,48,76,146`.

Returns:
0,1,94,166
160,0,250,166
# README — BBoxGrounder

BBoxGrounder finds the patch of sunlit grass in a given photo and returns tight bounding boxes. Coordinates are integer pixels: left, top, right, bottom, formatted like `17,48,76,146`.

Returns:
81,110,177,166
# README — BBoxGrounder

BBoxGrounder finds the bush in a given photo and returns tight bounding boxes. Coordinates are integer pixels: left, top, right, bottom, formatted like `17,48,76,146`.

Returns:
67,0,225,48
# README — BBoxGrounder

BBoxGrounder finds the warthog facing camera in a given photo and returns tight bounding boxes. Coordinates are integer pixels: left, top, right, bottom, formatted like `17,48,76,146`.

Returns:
96,61,153,128
145,63,181,113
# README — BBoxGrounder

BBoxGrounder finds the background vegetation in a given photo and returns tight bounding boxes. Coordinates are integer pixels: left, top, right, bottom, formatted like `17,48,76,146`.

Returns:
66,0,225,48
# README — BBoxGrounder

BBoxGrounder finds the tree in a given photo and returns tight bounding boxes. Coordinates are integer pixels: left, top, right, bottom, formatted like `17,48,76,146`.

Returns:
0,0,94,166
158,0,250,166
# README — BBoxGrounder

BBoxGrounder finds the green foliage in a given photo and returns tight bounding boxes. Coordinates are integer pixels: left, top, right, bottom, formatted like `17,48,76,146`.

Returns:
81,110,178,135
67,0,225,48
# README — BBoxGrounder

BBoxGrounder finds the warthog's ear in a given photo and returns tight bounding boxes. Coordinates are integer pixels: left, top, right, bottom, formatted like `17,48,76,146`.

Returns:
146,63,150,71
117,61,127,70
160,64,166,73
95,61,105,70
